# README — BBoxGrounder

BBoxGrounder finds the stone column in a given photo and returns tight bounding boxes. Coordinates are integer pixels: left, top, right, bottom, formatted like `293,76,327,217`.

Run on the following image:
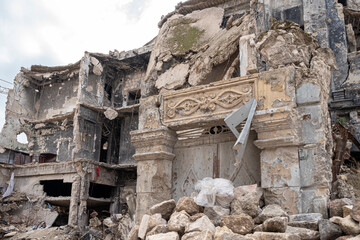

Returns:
253,67,302,214
253,65,333,217
131,127,177,223
68,175,80,226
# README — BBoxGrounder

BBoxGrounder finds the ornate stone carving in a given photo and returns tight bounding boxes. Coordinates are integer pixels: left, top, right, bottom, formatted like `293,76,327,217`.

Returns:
162,77,256,124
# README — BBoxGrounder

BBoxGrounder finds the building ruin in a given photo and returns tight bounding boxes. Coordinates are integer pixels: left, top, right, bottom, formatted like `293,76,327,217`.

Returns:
0,0,360,236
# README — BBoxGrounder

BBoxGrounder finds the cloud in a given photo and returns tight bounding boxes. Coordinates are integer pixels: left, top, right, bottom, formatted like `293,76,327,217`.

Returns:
0,0,180,131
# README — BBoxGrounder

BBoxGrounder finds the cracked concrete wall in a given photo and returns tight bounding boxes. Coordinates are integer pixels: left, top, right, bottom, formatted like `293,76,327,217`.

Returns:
37,78,78,120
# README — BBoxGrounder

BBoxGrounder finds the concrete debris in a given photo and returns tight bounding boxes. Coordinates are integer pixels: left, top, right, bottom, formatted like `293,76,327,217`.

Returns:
262,216,288,233
150,199,176,220
220,214,254,235
104,107,118,120
330,198,353,218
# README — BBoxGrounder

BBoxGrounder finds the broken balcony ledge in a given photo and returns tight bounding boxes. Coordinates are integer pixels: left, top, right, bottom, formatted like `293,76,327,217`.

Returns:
80,102,140,115
45,196,112,208
7,158,136,174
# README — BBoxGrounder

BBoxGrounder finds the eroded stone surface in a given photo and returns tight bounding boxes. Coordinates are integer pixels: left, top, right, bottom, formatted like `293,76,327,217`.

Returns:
175,197,201,216
220,214,254,235
263,217,288,233
150,199,176,220
168,210,190,234
204,205,230,226
257,204,288,223
146,231,180,240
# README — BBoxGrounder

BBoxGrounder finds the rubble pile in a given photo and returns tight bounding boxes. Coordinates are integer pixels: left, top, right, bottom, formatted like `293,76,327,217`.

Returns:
128,183,360,240
0,192,78,239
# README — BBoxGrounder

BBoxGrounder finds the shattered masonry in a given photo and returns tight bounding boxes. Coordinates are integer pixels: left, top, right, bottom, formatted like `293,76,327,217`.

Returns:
0,0,360,238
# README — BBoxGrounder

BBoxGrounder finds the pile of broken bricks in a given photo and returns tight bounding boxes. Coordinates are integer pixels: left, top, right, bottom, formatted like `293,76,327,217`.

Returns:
128,184,360,240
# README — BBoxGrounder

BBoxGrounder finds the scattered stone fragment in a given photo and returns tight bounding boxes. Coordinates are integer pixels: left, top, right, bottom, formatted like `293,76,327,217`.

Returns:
190,213,206,222
351,198,360,222
257,204,288,223
155,63,189,90
220,214,254,235
168,210,190,234
204,205,230,226
127,225,139,240
185,215,215,234
329,198,353,217
214,226,233,239
182,229,213,240
146,224,168,237
150,199,176,220
175,197,201,215
90,57,103,75
231,184,262,218
146,231,180,240
247,232,301,240
138,214,166,239
103,217,117,228
104,108,118,120
263,216,288,233
285,226,320,240
336,215,360,235
288,213,323,231
343,205,353,218
253,224,263,232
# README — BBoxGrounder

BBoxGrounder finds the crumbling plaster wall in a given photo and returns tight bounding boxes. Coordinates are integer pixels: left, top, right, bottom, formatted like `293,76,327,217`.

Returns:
0,73,39,152
37,78,78,120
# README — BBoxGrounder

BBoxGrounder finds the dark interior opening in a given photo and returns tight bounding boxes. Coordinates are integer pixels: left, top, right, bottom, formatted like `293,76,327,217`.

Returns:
128,89,141,105
40,180,72,197
100,118,121,164
39,153,57,163
100,134,109,163
338,0,347,6
52,206,69,226
88,203,111,223
12,151,31,165
104,83,112,101
89,182,113,198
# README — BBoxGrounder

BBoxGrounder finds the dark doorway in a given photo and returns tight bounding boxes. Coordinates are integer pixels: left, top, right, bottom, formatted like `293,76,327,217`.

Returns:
40,180,72,197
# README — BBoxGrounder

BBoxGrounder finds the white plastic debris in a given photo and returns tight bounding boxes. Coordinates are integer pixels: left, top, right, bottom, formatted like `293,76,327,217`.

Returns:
193,177,234,207
2,172,14,199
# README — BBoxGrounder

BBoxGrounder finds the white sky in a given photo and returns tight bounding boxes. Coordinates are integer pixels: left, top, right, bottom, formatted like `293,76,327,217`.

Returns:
0,0,180,131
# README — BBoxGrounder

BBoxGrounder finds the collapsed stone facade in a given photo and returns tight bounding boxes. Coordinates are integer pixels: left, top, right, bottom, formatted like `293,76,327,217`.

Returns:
0,0,360,237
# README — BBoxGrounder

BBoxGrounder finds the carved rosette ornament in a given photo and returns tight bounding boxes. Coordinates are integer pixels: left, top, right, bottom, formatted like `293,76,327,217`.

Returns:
162,77,256,124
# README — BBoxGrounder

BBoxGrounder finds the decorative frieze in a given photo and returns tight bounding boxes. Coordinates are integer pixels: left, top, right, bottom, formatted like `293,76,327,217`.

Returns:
162,76,257,124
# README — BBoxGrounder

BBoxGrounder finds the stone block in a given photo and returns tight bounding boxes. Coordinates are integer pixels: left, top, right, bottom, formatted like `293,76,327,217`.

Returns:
204,205,230,226
299,148,316,187
330,198,353,218
168,210,190,234
285,226,319,240
150,199,176,220
319,219,342,240
185,215,215,234
220,214,254,235
264,187,301,214
146,231,179,240
296,83,320,105
240,34,257,77
247,232,301,240
298,105,324,145
261,147,300,188
182,230,213,240
263,217,288,233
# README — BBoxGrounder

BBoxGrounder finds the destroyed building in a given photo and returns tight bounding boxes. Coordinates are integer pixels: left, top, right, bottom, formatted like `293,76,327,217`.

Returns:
0,0,360,238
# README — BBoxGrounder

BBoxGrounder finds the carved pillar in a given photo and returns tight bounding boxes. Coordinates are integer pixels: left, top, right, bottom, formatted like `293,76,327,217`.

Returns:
253,66,332,216
131,127,177,223
253,67,303,214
